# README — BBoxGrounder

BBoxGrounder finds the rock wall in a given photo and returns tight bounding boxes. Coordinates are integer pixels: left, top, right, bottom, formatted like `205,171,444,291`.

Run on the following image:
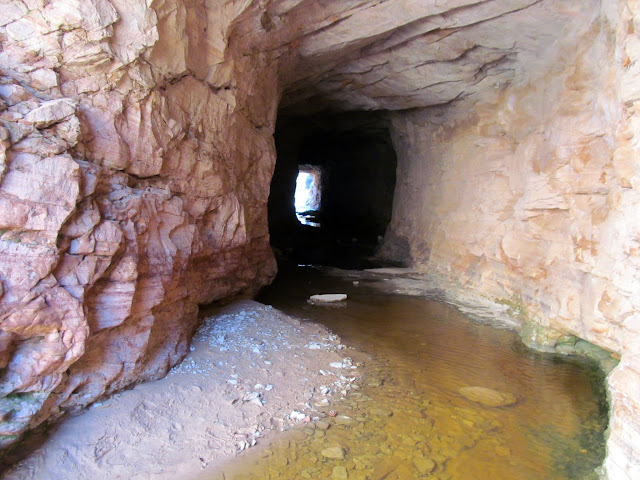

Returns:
0,0,277,447
382,3,639,478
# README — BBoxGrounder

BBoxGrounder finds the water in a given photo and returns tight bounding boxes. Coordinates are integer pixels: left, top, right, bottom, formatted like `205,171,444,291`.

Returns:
203,266,608,480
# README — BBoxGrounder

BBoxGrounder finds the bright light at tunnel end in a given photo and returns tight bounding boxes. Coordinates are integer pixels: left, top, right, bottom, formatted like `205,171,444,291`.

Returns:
294,167,321,227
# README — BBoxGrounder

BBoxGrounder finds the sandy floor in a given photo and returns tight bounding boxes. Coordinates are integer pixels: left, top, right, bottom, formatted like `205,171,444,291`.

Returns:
3,300,363,480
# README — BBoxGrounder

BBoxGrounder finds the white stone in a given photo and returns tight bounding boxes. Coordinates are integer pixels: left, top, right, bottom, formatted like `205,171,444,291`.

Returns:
309,294,347,303
24,99,76,129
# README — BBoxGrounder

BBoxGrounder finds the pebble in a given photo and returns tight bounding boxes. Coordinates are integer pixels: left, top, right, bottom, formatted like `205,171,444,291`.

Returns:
321,447,345,460
315,420,330,430
370,407,393,417
380,444,392,455
402,436,418,447
243,392,263,406
334,415,357,427
290,411,306,421
414,457,436,475
458,386,517,407
332,465,348,479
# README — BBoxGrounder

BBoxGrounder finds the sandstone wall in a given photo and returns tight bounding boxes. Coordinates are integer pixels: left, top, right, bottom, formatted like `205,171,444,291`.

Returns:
0,0,277,446
382,3,639,478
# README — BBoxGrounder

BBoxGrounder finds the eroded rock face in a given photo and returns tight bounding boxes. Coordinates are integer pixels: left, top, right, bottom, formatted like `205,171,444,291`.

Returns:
379,2,640,478
0,0,278,446
271,0,583,114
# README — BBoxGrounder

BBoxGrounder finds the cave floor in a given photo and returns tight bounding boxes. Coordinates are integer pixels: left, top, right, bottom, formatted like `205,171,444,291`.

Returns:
3,300,365,480
207,265,608,480
4,267,608,480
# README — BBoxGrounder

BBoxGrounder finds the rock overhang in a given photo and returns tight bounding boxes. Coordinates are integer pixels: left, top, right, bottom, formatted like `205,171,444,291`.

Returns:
245,0,597,115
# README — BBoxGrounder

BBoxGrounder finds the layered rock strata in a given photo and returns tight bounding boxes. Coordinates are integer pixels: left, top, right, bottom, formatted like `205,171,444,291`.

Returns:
0,0,278,447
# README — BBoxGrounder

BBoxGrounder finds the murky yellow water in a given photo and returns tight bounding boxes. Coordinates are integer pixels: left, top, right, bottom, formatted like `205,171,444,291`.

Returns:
203,267,607,480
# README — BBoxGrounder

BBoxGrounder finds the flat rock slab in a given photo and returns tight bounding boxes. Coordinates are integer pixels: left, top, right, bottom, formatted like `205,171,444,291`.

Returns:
309,293,347,304
458,386,517,407
321,446,346,459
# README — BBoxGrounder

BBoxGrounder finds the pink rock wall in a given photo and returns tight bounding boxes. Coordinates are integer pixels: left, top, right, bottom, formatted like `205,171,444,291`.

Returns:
0,0,277,445
383,3,639,478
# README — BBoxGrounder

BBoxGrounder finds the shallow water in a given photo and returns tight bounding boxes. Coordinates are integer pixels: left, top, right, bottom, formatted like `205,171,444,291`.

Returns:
204,267,608,480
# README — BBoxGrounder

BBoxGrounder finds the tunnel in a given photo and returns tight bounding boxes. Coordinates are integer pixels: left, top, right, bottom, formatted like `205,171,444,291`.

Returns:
268,112,397,268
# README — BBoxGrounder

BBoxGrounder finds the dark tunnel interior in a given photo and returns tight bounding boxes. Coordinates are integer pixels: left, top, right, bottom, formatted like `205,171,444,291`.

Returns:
268,112,398,268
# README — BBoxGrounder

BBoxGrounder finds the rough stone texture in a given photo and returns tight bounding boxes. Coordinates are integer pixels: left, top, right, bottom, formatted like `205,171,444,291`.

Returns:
0,0,278,449
379,2,640,478
0,0,639,478
272,0,582,114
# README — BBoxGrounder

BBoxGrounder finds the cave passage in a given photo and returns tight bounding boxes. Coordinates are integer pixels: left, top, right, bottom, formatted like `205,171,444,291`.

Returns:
268,112,397,268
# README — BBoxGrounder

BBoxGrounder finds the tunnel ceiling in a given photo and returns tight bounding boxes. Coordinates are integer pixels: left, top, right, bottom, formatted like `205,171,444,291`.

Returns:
233,0,588,115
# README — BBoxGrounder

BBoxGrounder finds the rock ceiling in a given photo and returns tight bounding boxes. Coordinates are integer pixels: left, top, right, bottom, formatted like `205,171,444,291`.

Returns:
232,0,588,114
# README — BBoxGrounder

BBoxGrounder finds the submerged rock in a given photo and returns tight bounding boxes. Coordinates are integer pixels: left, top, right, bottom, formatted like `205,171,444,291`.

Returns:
334,415,357,426
458,386,517,407
321,446,346,459
413,457,436,475
332,465,348,479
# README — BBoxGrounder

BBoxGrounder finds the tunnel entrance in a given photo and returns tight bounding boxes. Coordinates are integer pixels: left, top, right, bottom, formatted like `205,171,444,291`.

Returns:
268,112,397,268
294,165,322,227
